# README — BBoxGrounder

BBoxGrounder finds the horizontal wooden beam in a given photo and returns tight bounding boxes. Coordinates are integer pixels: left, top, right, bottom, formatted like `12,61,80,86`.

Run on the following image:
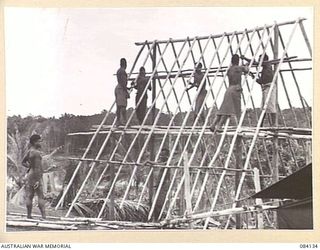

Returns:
68,126,311,140
160,204,277,226
135,18,306,45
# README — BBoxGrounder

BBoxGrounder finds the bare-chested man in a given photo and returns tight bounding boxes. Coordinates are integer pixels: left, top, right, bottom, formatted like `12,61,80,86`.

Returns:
115,58,130,126
22,134,46,219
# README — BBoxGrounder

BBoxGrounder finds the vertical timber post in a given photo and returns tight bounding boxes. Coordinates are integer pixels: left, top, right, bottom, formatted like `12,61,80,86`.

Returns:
235,136,242,229
64,136,71,155
149,42,157,216
305,140,312,165
272,24,280,228
183,152,193,228
109,164,115,220
253,167,264,229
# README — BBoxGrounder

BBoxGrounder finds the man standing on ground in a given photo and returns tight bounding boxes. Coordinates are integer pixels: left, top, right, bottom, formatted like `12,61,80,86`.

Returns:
115,58,130,126
22,134,46,219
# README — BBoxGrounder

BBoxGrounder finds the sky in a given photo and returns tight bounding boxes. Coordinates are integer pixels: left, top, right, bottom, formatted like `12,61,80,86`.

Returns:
4,7,313,118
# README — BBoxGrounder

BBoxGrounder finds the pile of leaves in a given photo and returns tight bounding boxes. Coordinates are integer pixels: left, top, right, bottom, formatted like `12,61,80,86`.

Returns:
72,199,149,222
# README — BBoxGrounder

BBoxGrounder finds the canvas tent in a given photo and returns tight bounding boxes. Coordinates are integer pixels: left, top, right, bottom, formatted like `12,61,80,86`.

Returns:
252,163,313,229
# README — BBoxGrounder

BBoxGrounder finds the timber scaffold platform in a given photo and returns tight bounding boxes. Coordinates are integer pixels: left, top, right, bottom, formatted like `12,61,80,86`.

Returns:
7,17,310,230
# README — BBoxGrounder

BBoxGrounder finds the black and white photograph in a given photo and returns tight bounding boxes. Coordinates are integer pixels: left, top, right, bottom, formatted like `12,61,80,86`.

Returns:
5,7,313,232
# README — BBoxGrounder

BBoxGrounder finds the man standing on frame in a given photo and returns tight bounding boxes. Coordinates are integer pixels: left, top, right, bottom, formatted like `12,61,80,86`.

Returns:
191,63,207,122
241,54,277,126
22,134,46,219
210,54,249,132
133,66,151,125
115,58,130,126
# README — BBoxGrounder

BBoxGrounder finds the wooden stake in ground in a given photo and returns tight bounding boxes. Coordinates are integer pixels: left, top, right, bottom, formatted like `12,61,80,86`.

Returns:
253,167,264,229
183,152,192,228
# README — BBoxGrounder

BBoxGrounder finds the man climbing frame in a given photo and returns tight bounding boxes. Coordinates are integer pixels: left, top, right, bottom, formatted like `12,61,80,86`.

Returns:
189,63,207,123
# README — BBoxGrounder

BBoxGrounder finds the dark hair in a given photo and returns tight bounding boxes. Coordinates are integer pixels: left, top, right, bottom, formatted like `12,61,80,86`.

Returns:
231,54,239,65
120,58,127,67
139,66,145,73
196,62,202,69
262,54,269,61
30,134,41,145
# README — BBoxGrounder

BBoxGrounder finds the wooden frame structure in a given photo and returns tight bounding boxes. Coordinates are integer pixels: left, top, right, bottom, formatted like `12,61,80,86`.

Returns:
55,18,312,229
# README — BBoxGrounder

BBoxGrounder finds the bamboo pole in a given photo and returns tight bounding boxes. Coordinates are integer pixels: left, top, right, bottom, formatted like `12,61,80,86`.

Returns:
88,42,157,198
178,26,262,221
193,118,230,212
235,136,242,229
223,27,278,227
155,43,184,113
65,42,156,216
125,66,311,82
97,40,171,218
187,36,229,201
55,112,110,210
154,32,231,220
305,140,312,165
173,27,257,189
161,204,277,226
278,27,311,127
275,26,310,165
272,24,280,228
173,38,194,108
99,36,203,218
161,31,241,220
126,57,310,78
258,27,303,172
298,20,312,58
89,41,157,197
67,129,311,140
135,18,306,45
65,120,117,216
56,42,149,210
195,38,214,110
148,42,157,211
224,19,299,229
89,124,311,132
253,167,264,229
127,42,199,211
119,38,200,209
236,32,268,193
245,30,272,174
118,36,201,220
7,221,78,230
187,36,224,170
109,164,115,220
183,152,192,218
135,39,196,209
203,24,275,229
66,157,275,172
145,33,216,219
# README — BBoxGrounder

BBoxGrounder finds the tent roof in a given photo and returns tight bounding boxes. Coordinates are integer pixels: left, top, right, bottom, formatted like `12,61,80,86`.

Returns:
251,163,312,199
